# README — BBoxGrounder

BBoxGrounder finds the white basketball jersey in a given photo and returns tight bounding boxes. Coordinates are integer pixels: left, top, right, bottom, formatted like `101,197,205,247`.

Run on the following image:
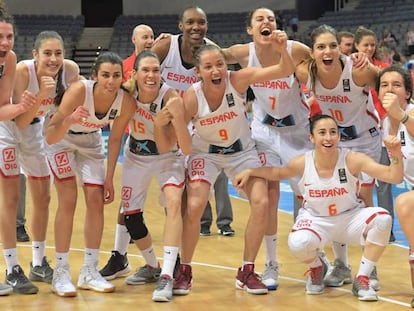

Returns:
69,80,124,133
21,59,69,117
160,35,198,97
298,148,365,216
383,104,414,186
248,41,309,126
191,71,254,154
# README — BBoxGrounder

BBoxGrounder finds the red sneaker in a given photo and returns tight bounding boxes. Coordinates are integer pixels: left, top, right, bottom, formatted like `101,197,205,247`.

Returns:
173,264,192,295
235,264,268,294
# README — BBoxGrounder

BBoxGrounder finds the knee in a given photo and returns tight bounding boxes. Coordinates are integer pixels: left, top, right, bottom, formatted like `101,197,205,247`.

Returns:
395,194,413,218
288,230,320,263
124,212,148,240
374,213,392,232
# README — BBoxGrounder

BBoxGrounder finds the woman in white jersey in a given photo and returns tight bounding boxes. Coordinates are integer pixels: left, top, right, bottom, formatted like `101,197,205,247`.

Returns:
104,50,191,303
295,25,382,289
44,52,136,297
296,24,380,206
0,0,36,296
378,65,414,307
173,34,295,297
234,114,402,302
0,30,79,295
222,7,312,290
152,6,235,239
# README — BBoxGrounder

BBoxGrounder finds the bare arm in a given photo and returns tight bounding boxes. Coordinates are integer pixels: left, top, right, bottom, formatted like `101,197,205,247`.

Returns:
0,51,36,120
151,35,172,63
231,32,295,93
14,61,56,128
44,81,88,144
233,155,305,189
347,135,403,184
222,43,249,67
105,92,136,203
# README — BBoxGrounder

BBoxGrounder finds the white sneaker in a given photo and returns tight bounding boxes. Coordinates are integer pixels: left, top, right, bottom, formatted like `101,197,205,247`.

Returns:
77,262,115,293
52,265,77,297
261,261,279,290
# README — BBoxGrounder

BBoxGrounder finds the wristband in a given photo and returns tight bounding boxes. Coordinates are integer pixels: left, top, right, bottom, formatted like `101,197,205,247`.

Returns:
401,112,409,124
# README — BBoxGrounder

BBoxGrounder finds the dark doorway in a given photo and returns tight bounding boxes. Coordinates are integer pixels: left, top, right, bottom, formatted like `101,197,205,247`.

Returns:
81,0,122,27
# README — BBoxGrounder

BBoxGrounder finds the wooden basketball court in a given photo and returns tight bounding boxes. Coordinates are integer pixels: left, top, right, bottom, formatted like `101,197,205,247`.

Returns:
1,163,412,310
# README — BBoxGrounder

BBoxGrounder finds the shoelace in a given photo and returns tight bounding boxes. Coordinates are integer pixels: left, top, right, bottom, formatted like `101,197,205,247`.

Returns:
356,275,370,290
156,276,170,290
304,266,323,285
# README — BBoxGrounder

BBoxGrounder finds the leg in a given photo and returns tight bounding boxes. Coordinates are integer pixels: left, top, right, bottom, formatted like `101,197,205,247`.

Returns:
352,213,391,301
0,175,38,294
153,185,184,302
200,201,212,236
77,184,114,293
27,176,53,283
214,170,234,236
172,181,210,296
376,146,395,241
262,180,279,290
395,191,414,288
288,228,327,295
235,176,269,295
99,204,132,280
16,174,30,242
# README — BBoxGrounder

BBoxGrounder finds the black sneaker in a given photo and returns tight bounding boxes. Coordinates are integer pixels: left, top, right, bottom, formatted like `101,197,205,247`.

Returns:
99,250,131,280
29,256,53,283
16,226,30,242
218,225,235,236
200,225,211,236
5,265,38,294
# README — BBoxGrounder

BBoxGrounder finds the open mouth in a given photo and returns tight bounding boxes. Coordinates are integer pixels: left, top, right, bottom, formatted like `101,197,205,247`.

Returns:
0,51,7,57
261,29,271,36
322,59,333,65
212,78,221,85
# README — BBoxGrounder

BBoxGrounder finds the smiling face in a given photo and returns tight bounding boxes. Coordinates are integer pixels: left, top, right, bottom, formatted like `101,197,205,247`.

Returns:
309,116,340,151
0,21,14,60
95,62,123,95
354,35,376,61
195,47,227,88
311,32,340,73
247,8,276,43
134,55,161,93
179,7,208,46
33,38,64,77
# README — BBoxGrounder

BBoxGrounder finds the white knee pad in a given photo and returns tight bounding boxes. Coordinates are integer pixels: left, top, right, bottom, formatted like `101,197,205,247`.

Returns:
288,229,320,263
366,214,392,246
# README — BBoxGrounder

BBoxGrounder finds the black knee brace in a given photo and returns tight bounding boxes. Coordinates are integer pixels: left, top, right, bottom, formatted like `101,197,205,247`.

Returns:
124,212,148,240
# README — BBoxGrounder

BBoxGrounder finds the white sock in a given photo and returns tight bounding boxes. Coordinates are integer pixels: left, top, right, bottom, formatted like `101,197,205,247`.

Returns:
114,224,130,255
357,256,376,277
264,234,277,264
55,252,69,268
3,248,18,274
32,241,46,267
332,241,348,265
84,248,99,266
161,246,179,277
141,246,158,268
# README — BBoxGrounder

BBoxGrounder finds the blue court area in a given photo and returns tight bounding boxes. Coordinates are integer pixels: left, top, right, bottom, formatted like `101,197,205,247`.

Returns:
228,180,411,248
